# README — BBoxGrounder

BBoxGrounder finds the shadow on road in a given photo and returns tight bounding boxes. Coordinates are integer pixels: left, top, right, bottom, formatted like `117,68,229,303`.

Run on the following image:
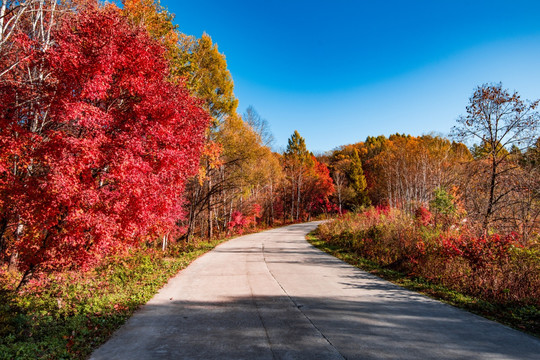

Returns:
92,293,540,360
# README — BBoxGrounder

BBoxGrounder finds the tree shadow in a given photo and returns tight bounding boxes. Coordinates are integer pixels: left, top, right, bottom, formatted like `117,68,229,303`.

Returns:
90,293,540,360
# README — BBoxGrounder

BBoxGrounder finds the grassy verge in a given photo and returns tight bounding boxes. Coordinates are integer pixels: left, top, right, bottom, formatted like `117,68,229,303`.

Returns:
307,230,539,338
0,238,229,360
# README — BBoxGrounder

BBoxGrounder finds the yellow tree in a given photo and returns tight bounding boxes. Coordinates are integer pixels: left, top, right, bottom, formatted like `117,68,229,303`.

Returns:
181,33,238,122
371,135,467,214
329,146,369,212
216,115,281,228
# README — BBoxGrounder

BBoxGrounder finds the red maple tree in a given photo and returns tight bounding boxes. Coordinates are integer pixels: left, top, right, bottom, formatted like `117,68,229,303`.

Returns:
304,157,335,216
0,7,209,286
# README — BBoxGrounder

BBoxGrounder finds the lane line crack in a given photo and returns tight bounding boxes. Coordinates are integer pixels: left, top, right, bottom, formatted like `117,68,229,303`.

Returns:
261,240,347,360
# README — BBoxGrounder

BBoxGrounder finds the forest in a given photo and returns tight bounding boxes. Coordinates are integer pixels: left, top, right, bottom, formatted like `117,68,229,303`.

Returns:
0,0,539,358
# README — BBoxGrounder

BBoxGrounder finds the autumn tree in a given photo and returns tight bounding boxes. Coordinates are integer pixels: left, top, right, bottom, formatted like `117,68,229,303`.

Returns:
0,0,74,272
329,154,352,214
369,134,467,214
328,145,370,213
302,156,335,218
452,83,540,231
0,1,66,78
181,113,281,239
122,1,238,120
121,0,197,84
0,6,209,287
349,148,370,209
121,0,247,241
364,135,388,160
183,33,238,121
215,115,281,228
181,33,239,239
122,0,177,47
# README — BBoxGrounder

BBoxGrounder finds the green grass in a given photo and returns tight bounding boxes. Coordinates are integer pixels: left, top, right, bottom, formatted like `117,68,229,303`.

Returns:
0,238,228,360
307,230,540,338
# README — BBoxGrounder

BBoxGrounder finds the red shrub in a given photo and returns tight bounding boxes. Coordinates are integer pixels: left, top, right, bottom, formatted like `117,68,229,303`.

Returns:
415,206,432,226
439,233,521,269
227,211,253,235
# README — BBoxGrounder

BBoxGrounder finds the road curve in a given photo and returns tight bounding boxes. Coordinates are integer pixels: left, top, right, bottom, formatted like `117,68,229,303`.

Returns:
91,222,540,360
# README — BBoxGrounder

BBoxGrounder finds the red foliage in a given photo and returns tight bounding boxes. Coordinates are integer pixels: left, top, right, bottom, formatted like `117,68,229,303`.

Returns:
304,157,335,215
227,204,263,234
320,209,538,306
375,205,391,216
227,211,249,235
414,206,432,226
251,203,262,220
0,8,209,274
440,233,521,268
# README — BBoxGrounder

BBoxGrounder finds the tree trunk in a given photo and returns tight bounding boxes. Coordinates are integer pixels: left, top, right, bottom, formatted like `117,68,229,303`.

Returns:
162,233,168,251
270,181,274,225
296,174,302,220
483,157,498,232
8,252,18,272
15,264,34,292
207,177,213,239
0,216,8,263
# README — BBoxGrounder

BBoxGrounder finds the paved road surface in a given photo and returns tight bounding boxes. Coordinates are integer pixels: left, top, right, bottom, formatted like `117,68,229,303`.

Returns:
91,222,540,360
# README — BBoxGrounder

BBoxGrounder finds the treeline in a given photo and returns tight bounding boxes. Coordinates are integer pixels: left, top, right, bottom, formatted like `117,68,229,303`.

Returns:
0,0,335,289
322,83,540,243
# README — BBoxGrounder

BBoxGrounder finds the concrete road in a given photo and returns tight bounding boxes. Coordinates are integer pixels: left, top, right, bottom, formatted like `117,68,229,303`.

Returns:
91,222,540,360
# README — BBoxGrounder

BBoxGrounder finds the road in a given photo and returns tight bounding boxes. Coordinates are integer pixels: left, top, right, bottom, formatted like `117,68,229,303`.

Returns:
90,222,540,360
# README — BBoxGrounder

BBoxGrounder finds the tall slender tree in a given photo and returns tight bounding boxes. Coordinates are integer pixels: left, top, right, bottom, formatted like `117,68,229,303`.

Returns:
283,131,312,220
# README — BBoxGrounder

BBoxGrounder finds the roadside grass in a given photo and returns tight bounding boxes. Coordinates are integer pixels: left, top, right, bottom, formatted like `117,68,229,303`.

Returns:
307,230,540,338
0,238,228,360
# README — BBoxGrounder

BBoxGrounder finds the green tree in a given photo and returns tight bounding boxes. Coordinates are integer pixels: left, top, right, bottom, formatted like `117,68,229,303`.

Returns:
429,187,458,228
285,130,310,161
525,137,540,167
471,140,509,160
284,131,313,220
430,187,456,215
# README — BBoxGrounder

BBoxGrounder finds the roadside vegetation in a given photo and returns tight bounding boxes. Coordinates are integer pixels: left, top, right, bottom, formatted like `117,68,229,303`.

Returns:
0,237,230,359
309,207,539,337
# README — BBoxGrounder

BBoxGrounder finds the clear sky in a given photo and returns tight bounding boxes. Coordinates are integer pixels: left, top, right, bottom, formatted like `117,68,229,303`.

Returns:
165,0,540,153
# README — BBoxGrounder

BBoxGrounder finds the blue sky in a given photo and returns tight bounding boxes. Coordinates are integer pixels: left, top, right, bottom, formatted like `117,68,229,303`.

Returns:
166,0,540,153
